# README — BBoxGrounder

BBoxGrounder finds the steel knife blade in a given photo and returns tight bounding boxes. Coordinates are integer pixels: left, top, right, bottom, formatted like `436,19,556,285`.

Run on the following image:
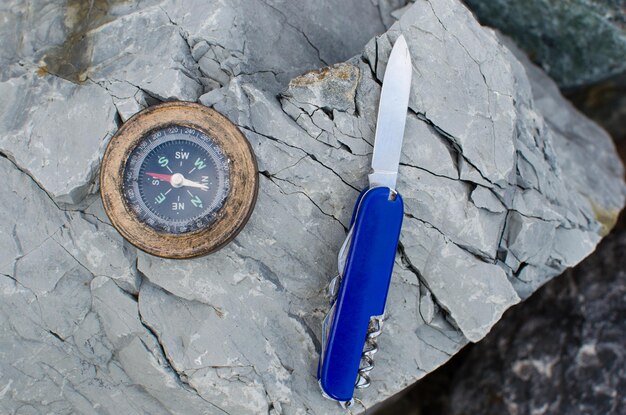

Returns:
368,35,412,190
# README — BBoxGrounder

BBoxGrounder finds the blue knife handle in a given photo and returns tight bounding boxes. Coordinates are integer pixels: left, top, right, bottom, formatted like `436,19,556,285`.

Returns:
319,186,404,402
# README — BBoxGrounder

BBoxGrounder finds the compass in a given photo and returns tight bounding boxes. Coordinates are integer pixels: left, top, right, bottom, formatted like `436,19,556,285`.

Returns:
100,102,258,258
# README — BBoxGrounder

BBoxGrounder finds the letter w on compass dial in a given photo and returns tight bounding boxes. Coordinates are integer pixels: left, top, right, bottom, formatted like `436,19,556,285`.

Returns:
123,126,231,234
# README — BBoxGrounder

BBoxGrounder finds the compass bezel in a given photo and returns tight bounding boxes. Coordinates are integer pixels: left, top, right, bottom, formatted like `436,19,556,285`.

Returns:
100,101,258,259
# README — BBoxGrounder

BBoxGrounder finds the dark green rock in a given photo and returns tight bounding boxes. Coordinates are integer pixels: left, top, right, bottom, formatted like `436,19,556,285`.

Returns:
464,0,626,88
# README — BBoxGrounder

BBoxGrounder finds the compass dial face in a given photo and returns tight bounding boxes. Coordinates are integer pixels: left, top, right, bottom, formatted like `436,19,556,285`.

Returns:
123,125,230,234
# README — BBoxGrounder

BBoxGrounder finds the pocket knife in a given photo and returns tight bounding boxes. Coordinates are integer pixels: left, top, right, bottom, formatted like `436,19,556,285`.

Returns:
318,35,413,406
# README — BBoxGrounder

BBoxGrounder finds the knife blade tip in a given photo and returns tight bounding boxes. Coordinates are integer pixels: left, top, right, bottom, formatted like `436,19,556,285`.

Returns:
391,34,411,66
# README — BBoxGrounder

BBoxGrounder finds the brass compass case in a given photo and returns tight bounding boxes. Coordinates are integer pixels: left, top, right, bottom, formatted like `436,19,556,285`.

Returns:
100,102,258,259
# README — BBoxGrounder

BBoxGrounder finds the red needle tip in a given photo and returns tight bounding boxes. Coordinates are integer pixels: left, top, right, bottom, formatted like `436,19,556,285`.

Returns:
146,172,173,182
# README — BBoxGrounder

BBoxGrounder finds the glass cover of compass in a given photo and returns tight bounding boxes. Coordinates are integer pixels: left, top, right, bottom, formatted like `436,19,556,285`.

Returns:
123,125,230,234
100,101,258,259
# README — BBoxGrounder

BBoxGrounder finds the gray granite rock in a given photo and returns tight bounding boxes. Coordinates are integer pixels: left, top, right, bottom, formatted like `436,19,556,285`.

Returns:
0,0,624,414
0,158,172,415
0,73,118,205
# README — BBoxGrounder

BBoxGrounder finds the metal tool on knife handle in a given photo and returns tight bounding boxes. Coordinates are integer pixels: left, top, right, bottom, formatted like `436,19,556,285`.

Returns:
318,35,413,406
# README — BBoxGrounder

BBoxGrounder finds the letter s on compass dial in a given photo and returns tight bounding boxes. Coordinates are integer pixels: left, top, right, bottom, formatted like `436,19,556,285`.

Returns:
100,102,258,259
123,126,230,234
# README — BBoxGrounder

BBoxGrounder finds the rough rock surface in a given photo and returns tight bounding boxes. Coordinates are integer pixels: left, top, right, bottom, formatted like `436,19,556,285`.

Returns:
440,224,626,415
464,0,626,88
0,1,624,414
